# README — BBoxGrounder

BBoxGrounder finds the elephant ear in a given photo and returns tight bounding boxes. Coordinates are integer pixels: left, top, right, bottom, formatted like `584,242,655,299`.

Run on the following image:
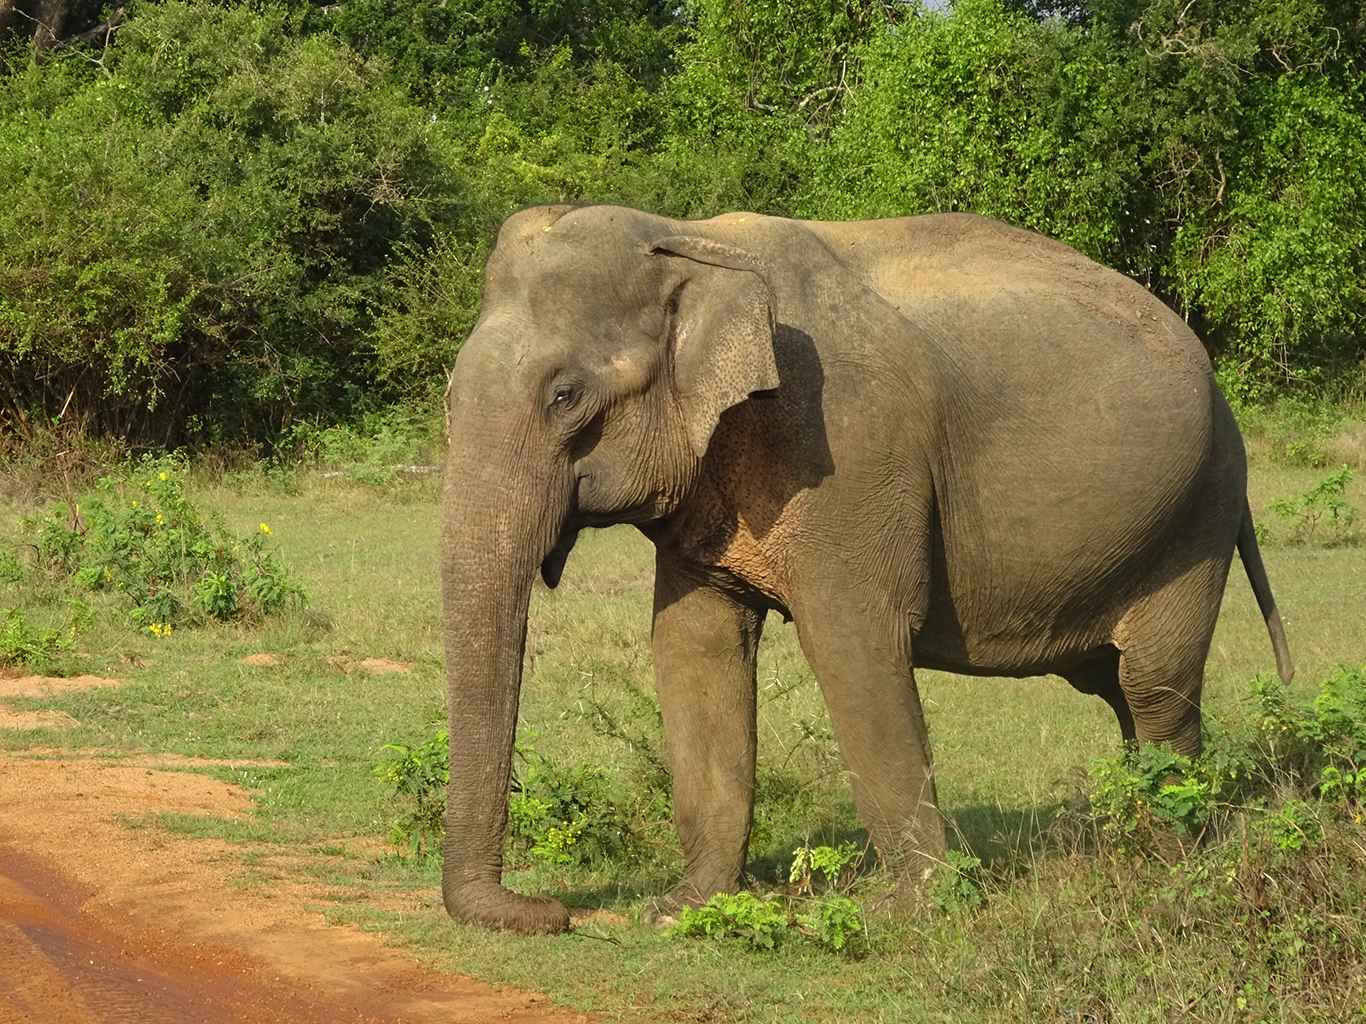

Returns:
648,235,780,458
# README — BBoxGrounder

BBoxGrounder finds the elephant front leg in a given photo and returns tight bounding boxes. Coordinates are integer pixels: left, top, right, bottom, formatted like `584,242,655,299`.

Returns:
796,612,947,893
650,562,764,915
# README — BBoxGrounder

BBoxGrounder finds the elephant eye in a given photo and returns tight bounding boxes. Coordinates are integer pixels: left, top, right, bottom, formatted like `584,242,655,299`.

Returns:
551,385,575,408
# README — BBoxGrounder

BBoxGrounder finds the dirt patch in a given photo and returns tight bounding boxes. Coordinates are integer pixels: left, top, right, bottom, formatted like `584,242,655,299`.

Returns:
0,752,593,1024
239,653,286,667
357,657,413,674
570,909,631,927
12,749,291,769
0,674,127,731
0,708,80,731
328,656,414,675
0,674,125,698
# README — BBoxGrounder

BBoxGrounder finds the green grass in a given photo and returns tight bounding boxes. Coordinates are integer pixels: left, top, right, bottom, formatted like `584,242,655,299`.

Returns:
2,457,1364,1023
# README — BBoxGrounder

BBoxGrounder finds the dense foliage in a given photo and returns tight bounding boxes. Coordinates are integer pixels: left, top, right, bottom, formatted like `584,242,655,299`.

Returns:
2,0,1363,445
20,454,307,629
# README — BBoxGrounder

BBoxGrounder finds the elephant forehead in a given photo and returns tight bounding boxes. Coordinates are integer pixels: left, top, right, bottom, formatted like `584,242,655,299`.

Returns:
456,307,656,394
488,219,661,302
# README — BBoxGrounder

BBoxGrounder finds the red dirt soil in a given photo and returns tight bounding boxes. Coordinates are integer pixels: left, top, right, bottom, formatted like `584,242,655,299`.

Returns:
0,750,591,1024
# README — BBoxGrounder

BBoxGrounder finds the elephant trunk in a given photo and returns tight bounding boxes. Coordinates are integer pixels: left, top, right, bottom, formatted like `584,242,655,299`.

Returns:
440,434,572,935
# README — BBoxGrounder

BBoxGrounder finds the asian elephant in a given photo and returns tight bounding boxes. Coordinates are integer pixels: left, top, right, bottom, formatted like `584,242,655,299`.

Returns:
440,204,1294,935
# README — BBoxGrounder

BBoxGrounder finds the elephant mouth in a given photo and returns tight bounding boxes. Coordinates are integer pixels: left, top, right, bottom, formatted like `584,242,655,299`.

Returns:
540,526,580,588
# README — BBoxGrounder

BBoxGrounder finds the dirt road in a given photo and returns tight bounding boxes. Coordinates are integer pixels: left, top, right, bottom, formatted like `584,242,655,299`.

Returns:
0,749,589,1024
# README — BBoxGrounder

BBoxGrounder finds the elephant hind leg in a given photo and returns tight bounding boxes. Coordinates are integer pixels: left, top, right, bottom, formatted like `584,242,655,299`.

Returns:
1062,645,1133,742
1111,556,1232,759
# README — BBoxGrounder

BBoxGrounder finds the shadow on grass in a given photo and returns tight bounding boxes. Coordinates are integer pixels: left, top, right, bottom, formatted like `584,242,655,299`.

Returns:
949,801,1076,868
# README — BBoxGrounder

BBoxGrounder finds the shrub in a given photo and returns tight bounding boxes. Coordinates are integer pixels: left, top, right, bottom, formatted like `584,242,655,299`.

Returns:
374,729,449,860
0,599,89,666
929,849,985,914
789,840,862,895
0,0,468,446
508,737,667,868
1264,467,1359,543
671,890,865,953
1088,669,1366,855
371,727,673,868
1246,667,1365,804
21,454,306,629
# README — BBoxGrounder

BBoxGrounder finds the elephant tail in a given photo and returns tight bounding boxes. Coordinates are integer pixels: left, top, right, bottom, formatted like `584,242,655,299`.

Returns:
1237,499,1295,685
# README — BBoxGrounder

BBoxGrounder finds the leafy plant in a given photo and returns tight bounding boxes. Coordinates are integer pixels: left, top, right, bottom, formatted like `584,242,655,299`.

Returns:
1089,747,1219,851
1088,670,1366,858
1267,799,1323,852
670,890,865,952
789,840,862,895
1265,467,1359,542
0,600,89,666
507,738,660,868
1247,668,1366,806
22,455,307,628
374,729,449,859
929,849,985,914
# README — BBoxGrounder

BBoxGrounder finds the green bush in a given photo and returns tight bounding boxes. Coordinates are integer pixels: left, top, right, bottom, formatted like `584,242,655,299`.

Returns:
0,599,89,666
929,849,985,914
0,1,469,446
671,890,865,953
508,737,667,868
789,840,862,894
371,726,673,868
21,455,306,630
0,549,21,584
1088,669,1366,854
374,729,449,860
1264,467,1359,544
1246,667,1366,804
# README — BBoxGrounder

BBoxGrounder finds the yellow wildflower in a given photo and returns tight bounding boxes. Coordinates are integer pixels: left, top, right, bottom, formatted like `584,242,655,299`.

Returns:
158,472,167,480
259,523,273,536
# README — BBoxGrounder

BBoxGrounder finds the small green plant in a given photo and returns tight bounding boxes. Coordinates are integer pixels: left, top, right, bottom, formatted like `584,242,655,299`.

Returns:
0,599,90,666
1,607,63,665
507,738,657,868
1088,746,1219,851
802,894,865,951
1267,799,1323,852
1087,670,1366,859
1265,466,1358,542
670,890,865,952
374,730,449,860
789,840,862,894
0,550,22,584
22,455,307,628
672,892,792,949
1247,668,1365,806
929,849,985,913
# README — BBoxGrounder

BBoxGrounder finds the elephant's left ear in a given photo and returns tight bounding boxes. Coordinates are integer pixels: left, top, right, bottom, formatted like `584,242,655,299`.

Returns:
648,235,781,458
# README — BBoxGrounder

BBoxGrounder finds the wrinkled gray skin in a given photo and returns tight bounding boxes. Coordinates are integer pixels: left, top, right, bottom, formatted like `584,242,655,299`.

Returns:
441,204,1294,935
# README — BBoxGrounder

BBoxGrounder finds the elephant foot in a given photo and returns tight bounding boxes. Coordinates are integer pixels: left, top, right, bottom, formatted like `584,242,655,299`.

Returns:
641,881,710,928
867,876,934,920
444,880,571,935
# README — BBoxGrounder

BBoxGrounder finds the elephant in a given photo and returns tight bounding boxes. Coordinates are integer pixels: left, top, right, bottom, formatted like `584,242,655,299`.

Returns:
440,203,1294,935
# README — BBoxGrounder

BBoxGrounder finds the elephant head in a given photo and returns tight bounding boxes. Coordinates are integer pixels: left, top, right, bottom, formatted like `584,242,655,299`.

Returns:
440,205,779,933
